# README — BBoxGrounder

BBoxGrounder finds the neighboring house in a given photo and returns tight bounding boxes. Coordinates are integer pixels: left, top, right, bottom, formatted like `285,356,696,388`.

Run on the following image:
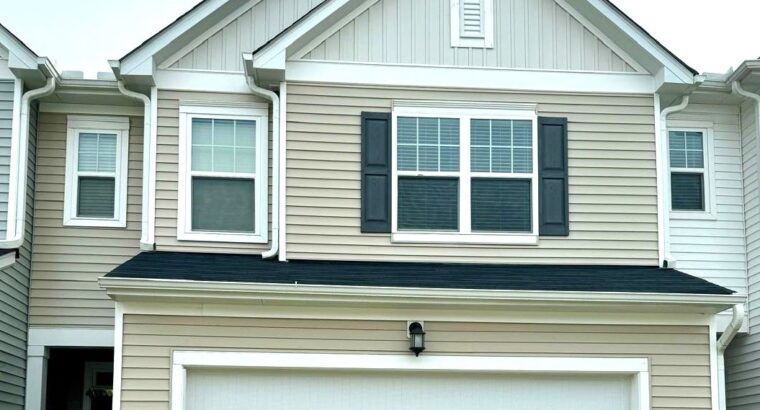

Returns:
7,1,760,410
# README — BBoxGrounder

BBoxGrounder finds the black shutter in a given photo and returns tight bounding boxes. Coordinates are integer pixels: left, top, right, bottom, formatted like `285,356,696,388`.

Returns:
361,112,392,233
538,117,569,236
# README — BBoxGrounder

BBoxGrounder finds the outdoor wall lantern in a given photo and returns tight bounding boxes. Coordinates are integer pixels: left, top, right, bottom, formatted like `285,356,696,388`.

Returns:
408,321,425,356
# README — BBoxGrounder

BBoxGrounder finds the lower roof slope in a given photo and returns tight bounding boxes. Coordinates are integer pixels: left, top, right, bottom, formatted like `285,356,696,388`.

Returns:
107,252,733,295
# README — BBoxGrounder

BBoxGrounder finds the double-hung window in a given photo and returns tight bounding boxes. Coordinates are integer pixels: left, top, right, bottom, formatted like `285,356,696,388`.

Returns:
668,129,711,213
392,103,538,244
64,116,130,227
178,104,268,243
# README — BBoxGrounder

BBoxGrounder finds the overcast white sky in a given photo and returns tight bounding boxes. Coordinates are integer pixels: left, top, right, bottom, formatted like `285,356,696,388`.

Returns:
1,0,759,77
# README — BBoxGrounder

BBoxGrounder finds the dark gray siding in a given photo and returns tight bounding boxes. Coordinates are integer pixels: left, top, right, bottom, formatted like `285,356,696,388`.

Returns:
0,92,36,410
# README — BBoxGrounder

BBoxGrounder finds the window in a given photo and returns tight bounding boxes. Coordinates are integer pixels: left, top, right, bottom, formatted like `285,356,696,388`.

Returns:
392,103,538,244
668,129,711,213
64,116,130,227
178,104,268,243
450,0,494,48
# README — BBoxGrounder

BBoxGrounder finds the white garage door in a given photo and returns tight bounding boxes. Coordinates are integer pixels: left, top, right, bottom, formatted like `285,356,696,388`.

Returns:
185,368,633,410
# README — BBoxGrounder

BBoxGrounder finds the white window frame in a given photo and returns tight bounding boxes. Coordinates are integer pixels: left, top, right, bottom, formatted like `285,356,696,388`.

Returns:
177,103,269,243
82,361,114,410
391,102,539,245
63,115,130,228
170,351,650,410
667,125,716,219
450,0,494,48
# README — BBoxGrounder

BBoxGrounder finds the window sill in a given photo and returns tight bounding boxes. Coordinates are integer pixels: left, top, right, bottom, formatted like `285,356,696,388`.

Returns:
177,231,268,244
670,211,718,221
63,217,126,228
391,232,538,245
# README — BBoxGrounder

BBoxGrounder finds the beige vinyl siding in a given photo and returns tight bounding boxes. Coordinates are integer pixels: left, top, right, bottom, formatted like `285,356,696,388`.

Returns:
668,104,747,293
0,100,37,410
119,314,712,410
285,83,659,264
28,112,142,328
165,0,323,71
725,99,760,410
300,0,638,72
155,90,272,253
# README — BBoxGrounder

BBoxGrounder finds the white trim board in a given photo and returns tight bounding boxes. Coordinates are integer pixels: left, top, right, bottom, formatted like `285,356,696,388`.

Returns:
118,300,716,326
28,327,115,347
39,102,144,117
285,60,655,94
170,352,650,410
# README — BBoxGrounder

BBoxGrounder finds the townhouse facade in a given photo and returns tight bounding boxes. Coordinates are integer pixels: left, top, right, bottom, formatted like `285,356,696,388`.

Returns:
2,0,760,409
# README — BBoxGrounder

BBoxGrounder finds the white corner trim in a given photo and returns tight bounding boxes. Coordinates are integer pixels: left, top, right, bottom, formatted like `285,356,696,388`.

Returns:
159,0,260,70
653,94,665,266
278,81,288,261
113,303,125,410
286,60,655,94
176,103,269,244
63,115,130,228
170,352,650,410
28,327,115,347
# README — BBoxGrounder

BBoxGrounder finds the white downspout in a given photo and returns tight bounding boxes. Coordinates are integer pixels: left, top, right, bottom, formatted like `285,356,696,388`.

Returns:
243,54,280,259
657,95,690,267
0,77,56,249
716,304,746,410
116,81,154,250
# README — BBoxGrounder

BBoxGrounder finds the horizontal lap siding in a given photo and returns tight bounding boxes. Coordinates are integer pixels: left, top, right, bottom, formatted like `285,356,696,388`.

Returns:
285,83,658,264
0,80,12,236
119,314,711,410
726,100,760,410
668,104,747,294
0,99,36,410
155,90,271,253
29,113,142,327
301,0,637,72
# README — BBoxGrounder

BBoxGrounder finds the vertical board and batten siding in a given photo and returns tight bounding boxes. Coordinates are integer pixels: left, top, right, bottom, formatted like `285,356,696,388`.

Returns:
0,100,37,410
668,104,747,294
725,100,760,410
155,90,272,253
119,315,713,410
285,83,659,264
166,0,323,71
28,112,143,328
300,0,639,72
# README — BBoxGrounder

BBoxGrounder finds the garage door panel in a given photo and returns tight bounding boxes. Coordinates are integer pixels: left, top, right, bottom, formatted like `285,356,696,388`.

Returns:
185,368,633,410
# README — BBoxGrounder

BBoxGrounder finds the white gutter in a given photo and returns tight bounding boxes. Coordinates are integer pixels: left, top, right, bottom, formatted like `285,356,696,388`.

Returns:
716,303,746,410
242,53,280,259
0,76,57,249
116,81,154,250
657,94,690,267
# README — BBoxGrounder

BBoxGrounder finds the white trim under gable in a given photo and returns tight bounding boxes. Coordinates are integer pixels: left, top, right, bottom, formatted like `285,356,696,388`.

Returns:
170,351,651,410
286,60,656,94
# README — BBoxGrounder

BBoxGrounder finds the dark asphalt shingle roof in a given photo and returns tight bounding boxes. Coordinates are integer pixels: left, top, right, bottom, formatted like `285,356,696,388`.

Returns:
107,251,733,295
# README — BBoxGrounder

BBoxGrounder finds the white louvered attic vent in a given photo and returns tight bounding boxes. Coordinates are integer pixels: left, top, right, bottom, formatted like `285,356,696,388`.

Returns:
451,0,493,48
460,0,485,38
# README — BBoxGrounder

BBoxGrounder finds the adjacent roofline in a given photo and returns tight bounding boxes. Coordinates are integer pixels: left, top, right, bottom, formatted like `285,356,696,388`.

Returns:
0,22,39,71
100,276,745,314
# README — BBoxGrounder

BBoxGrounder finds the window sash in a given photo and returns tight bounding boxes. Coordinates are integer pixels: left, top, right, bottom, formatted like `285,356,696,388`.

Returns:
668,128,710,214
392,109,538,237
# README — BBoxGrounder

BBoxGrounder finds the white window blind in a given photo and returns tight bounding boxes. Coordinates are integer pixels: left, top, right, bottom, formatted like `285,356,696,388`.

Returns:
460,0,485,38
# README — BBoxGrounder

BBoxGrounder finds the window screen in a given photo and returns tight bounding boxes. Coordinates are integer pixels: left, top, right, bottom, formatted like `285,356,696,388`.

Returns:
189,118,257,233
471,119,532,173
669,130,705,211
397,117,459,172
471,178,531,232
76,133,117,218
397,177,458,231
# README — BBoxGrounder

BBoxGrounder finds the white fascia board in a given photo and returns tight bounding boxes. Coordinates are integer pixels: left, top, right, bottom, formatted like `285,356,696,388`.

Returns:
252,0,354,71
100,276,745,313
579,0,695,84
286,60,656,94
154,69,252,94
119,0,229,76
